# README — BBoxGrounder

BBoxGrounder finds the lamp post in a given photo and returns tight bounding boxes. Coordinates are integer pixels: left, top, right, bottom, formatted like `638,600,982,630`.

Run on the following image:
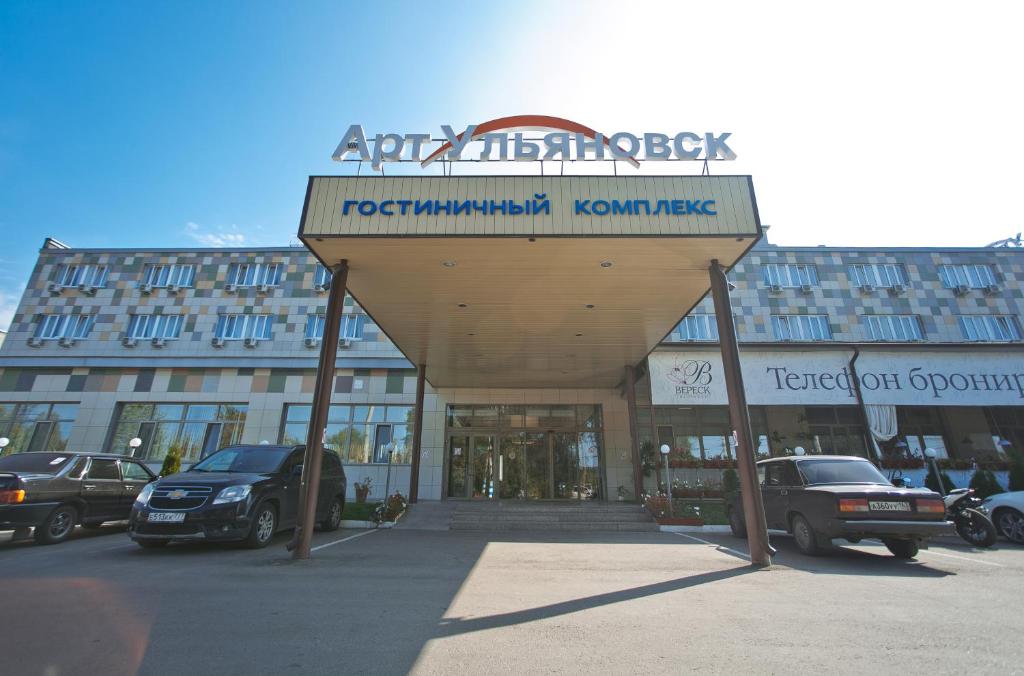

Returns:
660,444,674,518
128,437,142,457
0,437,10,456
924,447,944,497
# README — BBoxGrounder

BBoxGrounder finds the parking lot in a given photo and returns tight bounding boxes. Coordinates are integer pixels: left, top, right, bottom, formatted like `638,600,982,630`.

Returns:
1,522,1022,676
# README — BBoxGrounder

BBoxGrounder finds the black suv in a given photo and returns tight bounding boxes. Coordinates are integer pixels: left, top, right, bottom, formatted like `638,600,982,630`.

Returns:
128,444,346,549
0,452,157,544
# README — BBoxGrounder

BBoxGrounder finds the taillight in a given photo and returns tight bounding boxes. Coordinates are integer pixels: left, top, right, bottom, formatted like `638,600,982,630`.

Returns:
916,499,945,514
0,489,26,504
839,498,869,513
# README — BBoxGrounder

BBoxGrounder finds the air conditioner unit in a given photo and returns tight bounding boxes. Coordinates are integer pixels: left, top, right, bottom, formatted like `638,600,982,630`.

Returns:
799,283,813,294
46,282,63,295
78,283,97,296
256,283,271,294
244,337,259,348
211,337,226,347
122,336,138,348
768,284,782,293
338,339,352,349
167,284,180,294
304,337,321,348
151,337,166,348
139,283,153,295
859,283,875,294
313,283,327,294
27,337,44,347
224,283,237,293
888,283,906,296
984,284,1001,295
954,284,970,296
58,336,76,347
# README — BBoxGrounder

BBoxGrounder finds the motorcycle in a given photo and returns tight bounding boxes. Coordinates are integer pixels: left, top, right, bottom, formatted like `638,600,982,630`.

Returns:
945,488,998,548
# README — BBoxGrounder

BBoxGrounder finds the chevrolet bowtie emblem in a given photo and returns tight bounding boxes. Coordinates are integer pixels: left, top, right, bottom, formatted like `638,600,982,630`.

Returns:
168,489,187,500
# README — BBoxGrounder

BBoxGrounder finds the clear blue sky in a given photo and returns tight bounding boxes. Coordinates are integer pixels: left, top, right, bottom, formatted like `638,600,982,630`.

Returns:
2,1,1022,330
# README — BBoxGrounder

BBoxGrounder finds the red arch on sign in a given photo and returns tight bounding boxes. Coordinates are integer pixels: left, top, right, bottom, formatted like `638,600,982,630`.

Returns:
420,114,640,168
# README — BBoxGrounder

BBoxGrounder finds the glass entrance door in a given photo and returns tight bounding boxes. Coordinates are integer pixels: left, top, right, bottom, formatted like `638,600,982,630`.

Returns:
447,434,497,499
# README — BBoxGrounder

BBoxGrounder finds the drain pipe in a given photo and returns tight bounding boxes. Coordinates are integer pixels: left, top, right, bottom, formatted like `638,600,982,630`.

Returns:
848,347,881,464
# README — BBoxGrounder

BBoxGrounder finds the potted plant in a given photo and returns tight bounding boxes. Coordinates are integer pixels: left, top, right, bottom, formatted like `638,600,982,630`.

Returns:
373,491,408,524
354,476,373,503
616,485,628,502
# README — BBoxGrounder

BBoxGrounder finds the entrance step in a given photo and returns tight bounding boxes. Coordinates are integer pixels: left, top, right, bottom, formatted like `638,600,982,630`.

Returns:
449,502,658,532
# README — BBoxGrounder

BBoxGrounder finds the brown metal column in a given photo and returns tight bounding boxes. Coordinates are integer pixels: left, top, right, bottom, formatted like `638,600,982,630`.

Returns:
710,259,772,567
624,365,644,502
290,260,348,561
408,363,426,503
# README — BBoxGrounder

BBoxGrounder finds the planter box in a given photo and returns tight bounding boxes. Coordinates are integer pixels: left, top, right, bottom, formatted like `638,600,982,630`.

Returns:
654,517,705,526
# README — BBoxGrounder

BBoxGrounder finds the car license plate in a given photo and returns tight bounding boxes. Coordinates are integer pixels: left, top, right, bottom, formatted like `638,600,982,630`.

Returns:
148,511,186,523
869,501,911,512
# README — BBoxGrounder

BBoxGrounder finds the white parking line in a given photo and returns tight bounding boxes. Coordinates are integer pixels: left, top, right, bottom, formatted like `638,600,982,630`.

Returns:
673,532,751,560
310,528,378,552
863,539,1005,568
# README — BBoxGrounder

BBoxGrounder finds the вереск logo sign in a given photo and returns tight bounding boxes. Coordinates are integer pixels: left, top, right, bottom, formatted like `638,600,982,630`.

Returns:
665,358,714,398
333,115,736,170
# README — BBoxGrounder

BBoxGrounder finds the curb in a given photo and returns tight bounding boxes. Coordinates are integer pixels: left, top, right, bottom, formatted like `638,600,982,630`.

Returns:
339,520,395,530
659,525,731,534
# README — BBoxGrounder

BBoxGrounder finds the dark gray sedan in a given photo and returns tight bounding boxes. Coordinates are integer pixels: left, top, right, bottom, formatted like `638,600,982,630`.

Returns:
727,455,954,558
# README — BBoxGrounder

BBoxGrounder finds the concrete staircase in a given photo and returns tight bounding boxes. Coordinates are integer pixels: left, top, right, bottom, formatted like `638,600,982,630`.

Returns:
450,501,659,532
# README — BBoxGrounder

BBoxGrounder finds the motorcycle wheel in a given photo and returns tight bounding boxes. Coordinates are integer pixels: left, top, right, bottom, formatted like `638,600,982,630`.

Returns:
955,509,997,548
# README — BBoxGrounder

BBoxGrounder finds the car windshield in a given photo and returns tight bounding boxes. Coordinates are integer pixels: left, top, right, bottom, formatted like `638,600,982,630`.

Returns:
0,453,75,474
189,447,289,474
797,458,889,485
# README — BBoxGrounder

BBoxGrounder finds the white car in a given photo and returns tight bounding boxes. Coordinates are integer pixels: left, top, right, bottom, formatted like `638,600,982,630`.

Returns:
981,491,1024,544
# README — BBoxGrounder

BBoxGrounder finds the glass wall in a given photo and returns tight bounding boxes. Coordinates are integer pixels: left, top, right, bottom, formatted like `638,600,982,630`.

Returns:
0,403,79,454
108,403,247,462
280,404,414,464
637,405,771,464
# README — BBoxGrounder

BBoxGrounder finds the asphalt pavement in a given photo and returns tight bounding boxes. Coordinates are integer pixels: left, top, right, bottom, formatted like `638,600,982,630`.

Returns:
0,521,1022,675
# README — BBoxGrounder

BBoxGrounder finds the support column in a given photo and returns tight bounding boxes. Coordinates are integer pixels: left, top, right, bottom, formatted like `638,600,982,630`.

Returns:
408,363,426,503
290,260,348,561
624,365,644,502
710,259,772,567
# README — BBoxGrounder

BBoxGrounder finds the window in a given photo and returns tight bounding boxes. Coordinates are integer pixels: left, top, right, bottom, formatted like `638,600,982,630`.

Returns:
958,315,1022,342
121,461,152,481
894,408,949,460
771,315,832,341
939,264,998,289
87,459,120,480
848,263,906,288
762,263,818,288
304,314,366,341
141,264,195,288
215,314,273,340
225,262,282,287
676,315,719,341
0,403,78,454
55,264,108,289
314,264,331,288
107,403,247,463
280,404,415,464
126,314,184,340
33,314,95,340
864,315,924,341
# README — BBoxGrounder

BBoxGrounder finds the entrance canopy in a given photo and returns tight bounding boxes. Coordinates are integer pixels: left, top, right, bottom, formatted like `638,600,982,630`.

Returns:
300,175,761,389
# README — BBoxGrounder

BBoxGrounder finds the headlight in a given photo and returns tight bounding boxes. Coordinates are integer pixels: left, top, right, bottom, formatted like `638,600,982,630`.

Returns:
134,483,155,507
213,484,252,504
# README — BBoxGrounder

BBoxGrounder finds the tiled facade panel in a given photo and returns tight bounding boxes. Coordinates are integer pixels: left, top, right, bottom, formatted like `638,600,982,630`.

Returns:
671,246,1024,344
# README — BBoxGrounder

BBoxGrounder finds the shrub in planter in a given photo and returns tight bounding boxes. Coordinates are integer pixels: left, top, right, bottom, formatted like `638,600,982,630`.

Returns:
722,468,739,496
644,495,669,518
354,477,373,503
373,492,408,524
925,468,956,494
968,469,1005,500
160,443,183,477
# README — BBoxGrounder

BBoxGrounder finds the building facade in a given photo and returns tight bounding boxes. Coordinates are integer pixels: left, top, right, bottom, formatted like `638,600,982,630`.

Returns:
1,233,1021,499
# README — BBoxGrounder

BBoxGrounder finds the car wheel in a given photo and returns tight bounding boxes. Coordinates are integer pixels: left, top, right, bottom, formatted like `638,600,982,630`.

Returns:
728,507,747,538
883,538,919,559
244,502,277,549
791,514,826,556
321,497,343,532
137,539,169,549
993,507,1024,544
34,505,78,545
